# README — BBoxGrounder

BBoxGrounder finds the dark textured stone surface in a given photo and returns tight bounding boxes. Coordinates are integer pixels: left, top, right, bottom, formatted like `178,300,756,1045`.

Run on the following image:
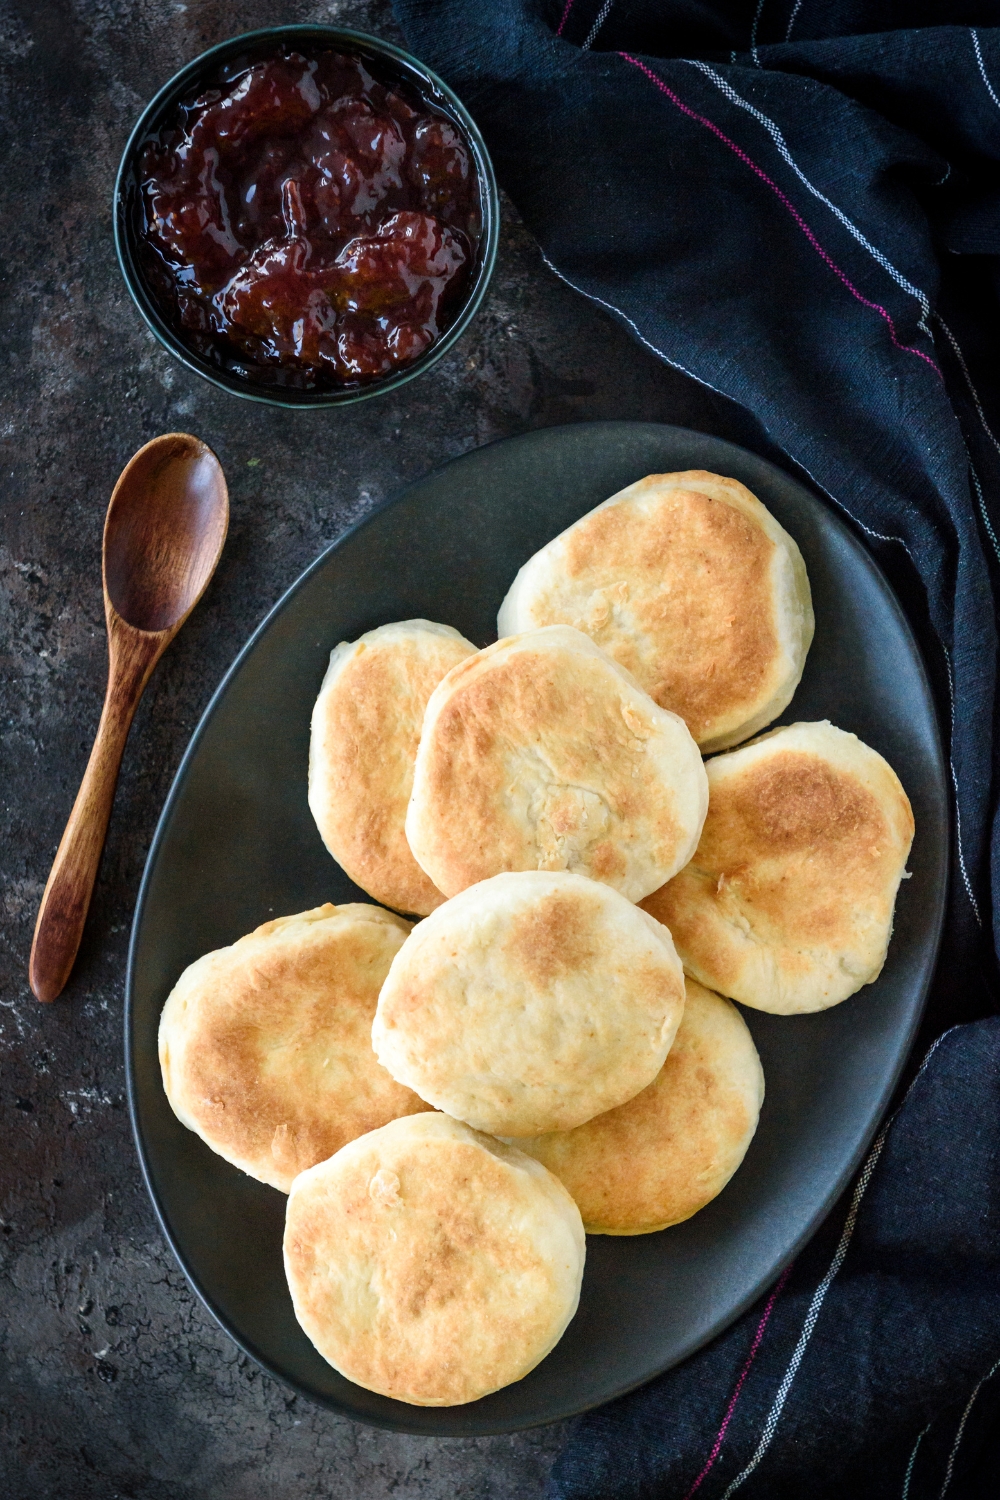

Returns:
0,2,760,1494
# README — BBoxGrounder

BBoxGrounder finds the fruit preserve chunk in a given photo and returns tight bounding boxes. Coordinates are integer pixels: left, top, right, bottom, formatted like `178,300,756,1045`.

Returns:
137,47,482,389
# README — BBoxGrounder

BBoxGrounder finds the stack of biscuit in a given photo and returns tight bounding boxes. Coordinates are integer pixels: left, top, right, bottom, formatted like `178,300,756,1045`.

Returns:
160,470,914,1406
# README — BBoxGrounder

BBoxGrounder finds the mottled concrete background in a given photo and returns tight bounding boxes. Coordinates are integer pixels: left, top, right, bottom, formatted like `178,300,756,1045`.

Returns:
0,3,760,1495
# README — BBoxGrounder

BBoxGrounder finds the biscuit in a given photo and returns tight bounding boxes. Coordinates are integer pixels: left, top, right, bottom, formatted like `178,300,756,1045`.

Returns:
405,625,708,903
516,980,763,1234
309,620,476,915
283,1113,586,1406
642,722,915,1013
373,870,687,1136
498,471,814,753
159,904,431,1192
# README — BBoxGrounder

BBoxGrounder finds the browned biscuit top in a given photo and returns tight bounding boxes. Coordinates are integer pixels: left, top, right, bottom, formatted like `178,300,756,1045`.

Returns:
309,621,475,916
561,482,776,738
643,722,915,1013
497,471,814,752
517,980,763,1234
283,1114,585,1406
406,626,707,903
373,870,687,1138
159,903,431,1192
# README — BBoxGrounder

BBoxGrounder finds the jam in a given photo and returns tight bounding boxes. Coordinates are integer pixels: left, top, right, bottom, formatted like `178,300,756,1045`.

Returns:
136,47,482,390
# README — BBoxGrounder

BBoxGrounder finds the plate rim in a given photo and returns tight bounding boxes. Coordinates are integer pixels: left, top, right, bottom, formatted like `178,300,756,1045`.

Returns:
124,419,949,1434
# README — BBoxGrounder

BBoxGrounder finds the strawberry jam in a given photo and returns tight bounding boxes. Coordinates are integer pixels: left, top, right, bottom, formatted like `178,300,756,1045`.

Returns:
136,47,482,390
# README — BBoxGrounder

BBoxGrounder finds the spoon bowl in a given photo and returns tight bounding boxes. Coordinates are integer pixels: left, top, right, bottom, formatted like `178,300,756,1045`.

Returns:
30,433,228,1002
104,434,229,632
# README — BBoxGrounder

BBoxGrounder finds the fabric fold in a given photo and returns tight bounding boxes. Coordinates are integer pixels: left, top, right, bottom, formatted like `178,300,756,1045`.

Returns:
393,1,1000,1491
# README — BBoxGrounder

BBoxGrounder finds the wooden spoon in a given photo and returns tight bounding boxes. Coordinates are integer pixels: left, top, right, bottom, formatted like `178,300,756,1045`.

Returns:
29,433,229,1003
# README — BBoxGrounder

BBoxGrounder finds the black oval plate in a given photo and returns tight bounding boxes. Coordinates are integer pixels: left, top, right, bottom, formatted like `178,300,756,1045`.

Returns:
126,421,948,1436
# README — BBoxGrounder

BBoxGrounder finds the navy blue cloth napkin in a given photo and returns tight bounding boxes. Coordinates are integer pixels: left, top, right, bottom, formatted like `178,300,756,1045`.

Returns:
392,3,1000,1493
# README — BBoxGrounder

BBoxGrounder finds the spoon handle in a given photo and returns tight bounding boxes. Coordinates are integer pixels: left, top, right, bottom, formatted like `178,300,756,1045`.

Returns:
29,627,163,1003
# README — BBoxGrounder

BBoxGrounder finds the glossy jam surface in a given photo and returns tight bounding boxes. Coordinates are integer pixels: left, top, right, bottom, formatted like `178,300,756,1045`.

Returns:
137,48,482,390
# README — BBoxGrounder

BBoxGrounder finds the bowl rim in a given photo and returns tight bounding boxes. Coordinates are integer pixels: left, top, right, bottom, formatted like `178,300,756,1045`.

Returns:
113,23,500,409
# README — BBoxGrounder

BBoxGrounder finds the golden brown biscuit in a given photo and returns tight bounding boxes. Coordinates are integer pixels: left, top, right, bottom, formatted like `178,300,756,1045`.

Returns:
516,980,763,1234
498,471,814,752
405,625,708,903
309,620,476,916
642,722,915,1013
373,870,687,1136
159,904,431,1192
283,1113,586,1406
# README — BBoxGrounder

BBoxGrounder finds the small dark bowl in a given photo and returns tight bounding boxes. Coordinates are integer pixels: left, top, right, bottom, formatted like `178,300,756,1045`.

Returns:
114,26,499,409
